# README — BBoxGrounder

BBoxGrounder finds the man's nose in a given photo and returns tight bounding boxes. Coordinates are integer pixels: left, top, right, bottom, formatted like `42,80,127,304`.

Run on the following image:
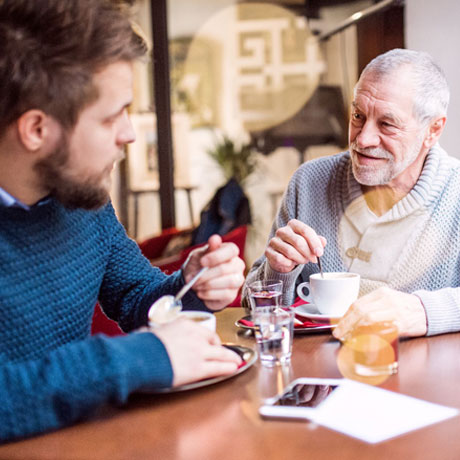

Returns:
117,111,136,146
355,121,380,149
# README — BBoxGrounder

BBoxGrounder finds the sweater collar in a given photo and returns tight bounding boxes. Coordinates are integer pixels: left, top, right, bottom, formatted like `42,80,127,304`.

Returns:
343,143,449,223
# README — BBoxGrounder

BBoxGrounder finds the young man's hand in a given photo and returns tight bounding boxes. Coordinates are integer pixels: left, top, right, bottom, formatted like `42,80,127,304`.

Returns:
183,234,245,310
153,319,242,387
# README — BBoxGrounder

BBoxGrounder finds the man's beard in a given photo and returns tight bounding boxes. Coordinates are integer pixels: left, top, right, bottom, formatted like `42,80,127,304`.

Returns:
34,137,111,210
350,132,425,186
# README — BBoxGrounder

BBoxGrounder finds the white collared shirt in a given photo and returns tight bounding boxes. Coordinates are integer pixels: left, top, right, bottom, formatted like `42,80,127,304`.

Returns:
0,187,30,210
0,187,50,210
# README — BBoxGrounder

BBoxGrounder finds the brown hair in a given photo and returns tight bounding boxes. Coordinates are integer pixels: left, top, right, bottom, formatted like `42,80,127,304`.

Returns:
0,0,147,134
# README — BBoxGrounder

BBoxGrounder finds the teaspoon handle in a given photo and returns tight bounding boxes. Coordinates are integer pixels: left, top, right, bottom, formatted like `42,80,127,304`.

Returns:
317,256,324,278
175,267,209,301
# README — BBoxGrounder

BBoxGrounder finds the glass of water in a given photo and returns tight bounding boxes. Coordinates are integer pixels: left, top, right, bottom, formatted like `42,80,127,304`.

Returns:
253,307,294,367
247,280,283,311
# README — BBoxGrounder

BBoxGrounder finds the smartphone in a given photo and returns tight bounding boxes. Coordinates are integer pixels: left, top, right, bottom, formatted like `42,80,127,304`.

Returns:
259,377,345,421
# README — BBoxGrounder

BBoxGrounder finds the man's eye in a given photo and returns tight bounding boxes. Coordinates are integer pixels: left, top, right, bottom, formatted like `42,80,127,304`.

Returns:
352,112,363,121
104,116,117,125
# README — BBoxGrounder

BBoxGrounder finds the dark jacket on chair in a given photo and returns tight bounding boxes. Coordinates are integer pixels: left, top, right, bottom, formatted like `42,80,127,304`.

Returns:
192,178,251,245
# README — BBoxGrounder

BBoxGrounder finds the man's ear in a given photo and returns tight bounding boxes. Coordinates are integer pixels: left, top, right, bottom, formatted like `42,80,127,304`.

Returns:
423,116,446,149
16,109,52,152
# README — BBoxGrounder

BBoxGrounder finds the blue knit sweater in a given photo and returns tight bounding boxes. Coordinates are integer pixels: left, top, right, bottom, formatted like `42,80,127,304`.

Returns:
0,199,206,442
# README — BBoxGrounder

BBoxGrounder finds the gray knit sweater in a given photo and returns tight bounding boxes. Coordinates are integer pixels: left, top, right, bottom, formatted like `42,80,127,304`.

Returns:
246,144,460,336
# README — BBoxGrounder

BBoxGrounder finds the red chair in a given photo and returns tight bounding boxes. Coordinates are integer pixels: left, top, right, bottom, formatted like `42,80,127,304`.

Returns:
91,303,124,336
139,225,248,275
140,225,248,308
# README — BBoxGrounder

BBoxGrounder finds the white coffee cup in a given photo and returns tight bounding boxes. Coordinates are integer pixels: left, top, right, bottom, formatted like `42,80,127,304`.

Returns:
296,272,360,317
178,311,216,331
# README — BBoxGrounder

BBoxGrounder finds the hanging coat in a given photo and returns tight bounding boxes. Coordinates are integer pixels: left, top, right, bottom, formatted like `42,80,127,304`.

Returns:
191,178,251,245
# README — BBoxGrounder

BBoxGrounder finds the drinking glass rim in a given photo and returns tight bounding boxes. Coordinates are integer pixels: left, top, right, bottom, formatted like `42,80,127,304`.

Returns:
252,306,294,318
248,279,283,290
339,320,399,344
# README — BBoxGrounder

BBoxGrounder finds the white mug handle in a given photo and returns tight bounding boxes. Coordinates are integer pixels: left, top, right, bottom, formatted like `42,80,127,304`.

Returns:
296,281,313,302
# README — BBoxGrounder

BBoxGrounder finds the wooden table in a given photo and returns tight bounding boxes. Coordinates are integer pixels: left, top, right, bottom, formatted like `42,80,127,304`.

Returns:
2,308,460,459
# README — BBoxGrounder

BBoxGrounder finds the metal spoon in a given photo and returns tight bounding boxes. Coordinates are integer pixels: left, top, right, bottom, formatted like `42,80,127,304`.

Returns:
317,256,324,278
148,267,209,325
175,266,209,302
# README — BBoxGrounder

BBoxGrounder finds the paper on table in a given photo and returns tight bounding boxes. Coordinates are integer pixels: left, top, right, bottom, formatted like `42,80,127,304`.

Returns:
310,379,458,444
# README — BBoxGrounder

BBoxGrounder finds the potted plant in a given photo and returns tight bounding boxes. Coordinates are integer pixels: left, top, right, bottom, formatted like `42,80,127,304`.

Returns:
207,134,257,186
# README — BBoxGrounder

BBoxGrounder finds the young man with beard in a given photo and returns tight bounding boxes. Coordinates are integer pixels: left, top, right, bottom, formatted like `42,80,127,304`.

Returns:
245,49,460,339
0,0,245,441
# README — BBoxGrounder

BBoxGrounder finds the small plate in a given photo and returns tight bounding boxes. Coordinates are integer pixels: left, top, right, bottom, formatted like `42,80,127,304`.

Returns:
235,316,335,335
144,344,257,393
235,316,255,331
295,304,343,322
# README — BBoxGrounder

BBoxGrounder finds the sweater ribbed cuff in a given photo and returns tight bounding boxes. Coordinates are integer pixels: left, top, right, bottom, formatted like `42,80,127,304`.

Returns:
106,332,173,393
413,288,460,336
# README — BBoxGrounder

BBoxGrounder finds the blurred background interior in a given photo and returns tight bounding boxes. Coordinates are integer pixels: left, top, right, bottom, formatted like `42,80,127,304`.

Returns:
111,0,460,270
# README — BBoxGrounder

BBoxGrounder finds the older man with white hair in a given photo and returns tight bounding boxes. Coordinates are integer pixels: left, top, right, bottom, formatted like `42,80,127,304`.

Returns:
246,48,459,339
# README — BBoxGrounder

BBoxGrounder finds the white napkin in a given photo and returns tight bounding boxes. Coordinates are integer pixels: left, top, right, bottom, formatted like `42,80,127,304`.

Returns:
311,379,458,443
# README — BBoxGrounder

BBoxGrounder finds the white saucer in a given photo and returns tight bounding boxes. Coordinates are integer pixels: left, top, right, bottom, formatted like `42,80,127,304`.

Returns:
295,303,343,322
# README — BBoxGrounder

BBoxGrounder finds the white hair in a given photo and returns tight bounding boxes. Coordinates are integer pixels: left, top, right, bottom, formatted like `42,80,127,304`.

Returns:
358,48,450,125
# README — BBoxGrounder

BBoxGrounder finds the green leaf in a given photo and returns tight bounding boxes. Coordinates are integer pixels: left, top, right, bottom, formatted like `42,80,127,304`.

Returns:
207,135,257,184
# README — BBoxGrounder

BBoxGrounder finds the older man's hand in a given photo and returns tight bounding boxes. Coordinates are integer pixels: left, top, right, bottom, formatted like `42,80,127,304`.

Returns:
183,234,245,311
332,287,428,340
265,219,327,273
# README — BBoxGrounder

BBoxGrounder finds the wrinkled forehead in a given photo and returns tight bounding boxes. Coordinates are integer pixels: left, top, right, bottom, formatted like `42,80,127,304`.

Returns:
353,67,416,117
